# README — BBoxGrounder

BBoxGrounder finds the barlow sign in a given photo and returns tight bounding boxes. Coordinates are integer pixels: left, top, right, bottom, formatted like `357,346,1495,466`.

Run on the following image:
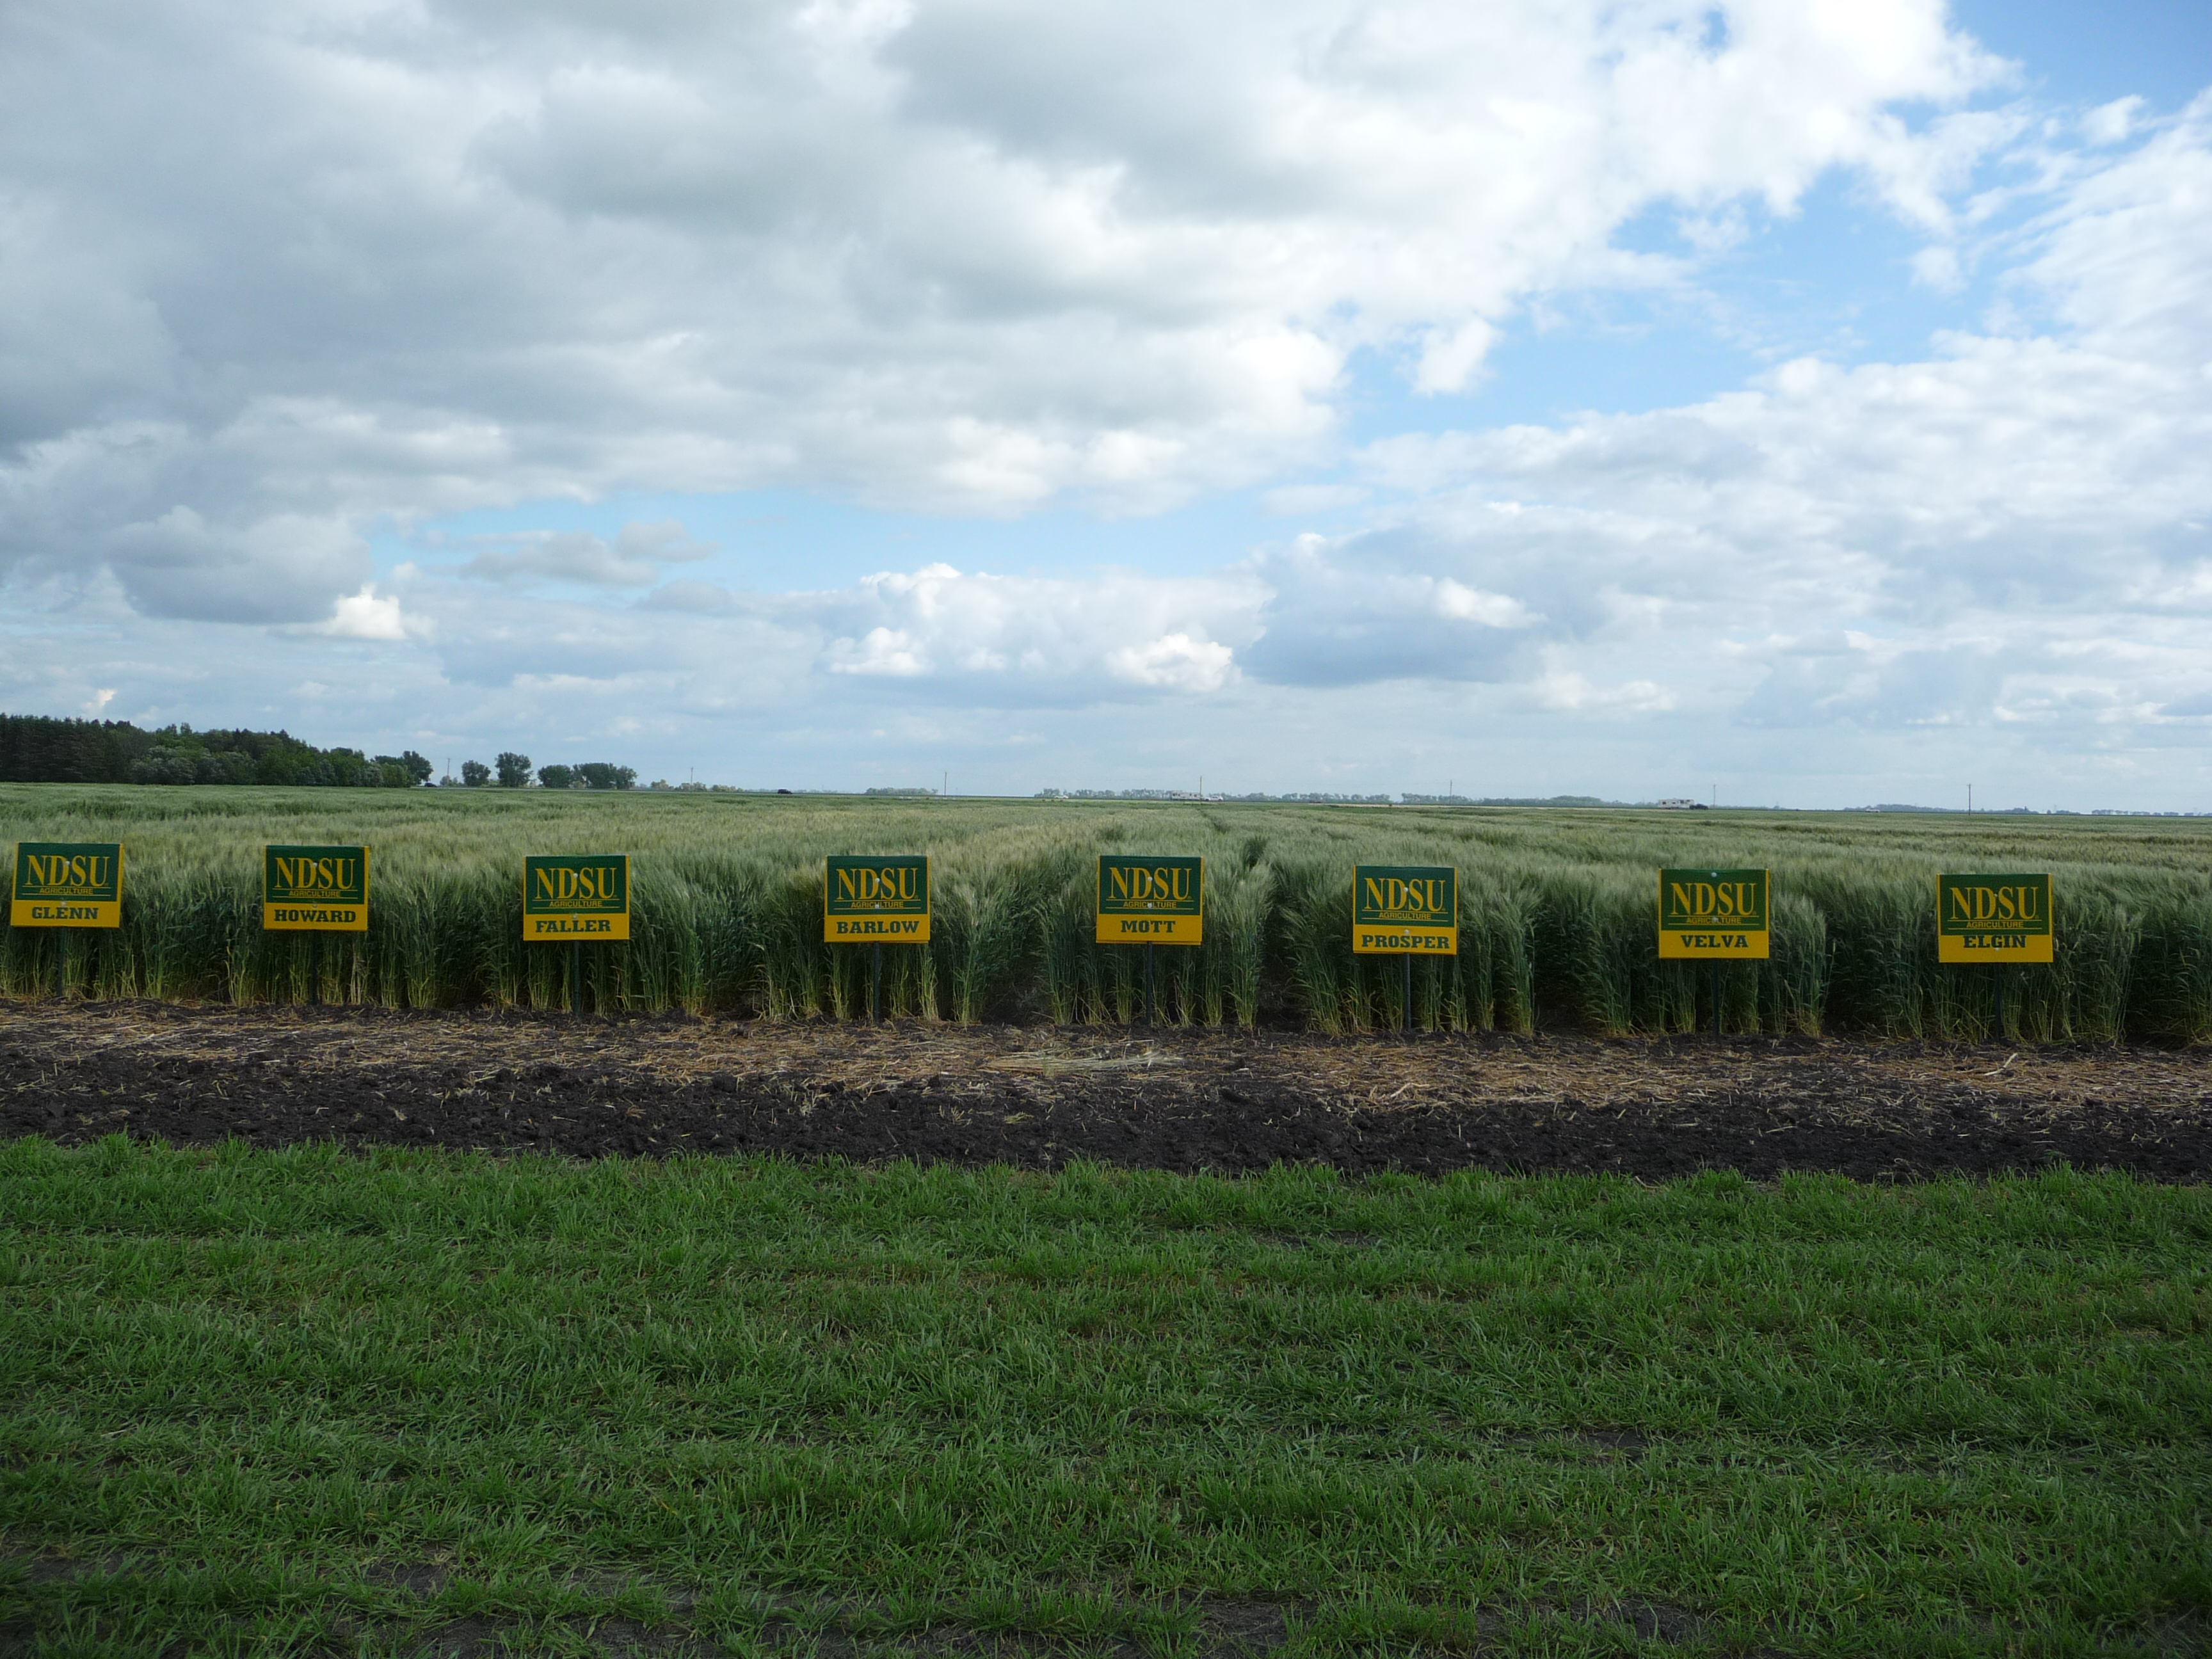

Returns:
1352,865,1458,956
826,855,931,943
1657,868,1770,959
263,845,369,932
1096,855,1203,945
523,854,631,940
10,842,124,929
1937,873,2054,964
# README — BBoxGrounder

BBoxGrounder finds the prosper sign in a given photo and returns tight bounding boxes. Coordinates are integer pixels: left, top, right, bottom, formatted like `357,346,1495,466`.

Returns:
1657,868,1771,959
10,842,124,929
1937,873,2054,964
522,854,631,940
826,855,931,942
1352,865,1457,955
263,845,369,932
1096,855,1203,944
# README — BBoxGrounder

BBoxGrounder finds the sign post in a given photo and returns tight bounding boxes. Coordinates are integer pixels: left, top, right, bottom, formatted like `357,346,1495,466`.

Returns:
523,854,631,1016
1352,865,1458,1034
1096,856,1203,1024
1657,868,1771,1038
826,855,931,1021
11,842,124,999
263,845,369,1005
1937,873,2053,1039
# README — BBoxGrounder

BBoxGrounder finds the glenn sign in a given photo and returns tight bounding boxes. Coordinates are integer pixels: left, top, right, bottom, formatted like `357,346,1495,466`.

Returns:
826,855,931,943
1352,865,1457,956
1657,867,1770,959
10,842,124,929
523,854,631,941
263,845,369,932
1096,855,1203,945
1937,872,2054,964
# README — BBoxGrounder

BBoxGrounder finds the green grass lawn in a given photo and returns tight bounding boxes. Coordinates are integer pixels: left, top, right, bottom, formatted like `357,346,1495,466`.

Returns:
3,1140,2208,1657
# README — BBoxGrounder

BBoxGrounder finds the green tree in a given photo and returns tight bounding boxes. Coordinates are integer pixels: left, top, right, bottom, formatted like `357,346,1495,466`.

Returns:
494,752,533,788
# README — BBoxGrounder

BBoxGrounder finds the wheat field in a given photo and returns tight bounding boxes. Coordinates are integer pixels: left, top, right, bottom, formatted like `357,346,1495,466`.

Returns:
3,784,2208,1040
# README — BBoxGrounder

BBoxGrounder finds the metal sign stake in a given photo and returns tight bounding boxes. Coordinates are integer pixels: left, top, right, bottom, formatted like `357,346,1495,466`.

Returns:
1144,943,1157,1025
570,939,584,1016
1402,953,1413,1034
872,942,883,1022
309,933,321,1007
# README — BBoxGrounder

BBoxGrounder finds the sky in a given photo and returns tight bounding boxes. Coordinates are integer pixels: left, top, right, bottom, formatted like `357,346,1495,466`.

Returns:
2,1,2209,808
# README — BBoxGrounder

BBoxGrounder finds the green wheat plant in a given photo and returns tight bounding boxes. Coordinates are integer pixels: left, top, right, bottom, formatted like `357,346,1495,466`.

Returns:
4,783,2209,1038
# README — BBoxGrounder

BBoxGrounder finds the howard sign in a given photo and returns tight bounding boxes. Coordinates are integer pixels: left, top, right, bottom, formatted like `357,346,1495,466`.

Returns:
263,845,370,933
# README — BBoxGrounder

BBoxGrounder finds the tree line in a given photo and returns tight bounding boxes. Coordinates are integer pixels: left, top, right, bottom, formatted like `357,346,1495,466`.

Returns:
0,714,429,787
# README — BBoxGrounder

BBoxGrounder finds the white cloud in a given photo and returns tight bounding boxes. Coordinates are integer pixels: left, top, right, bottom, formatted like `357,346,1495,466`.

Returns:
1105,632,1238,693
0,0,2009,625
317,586,408,641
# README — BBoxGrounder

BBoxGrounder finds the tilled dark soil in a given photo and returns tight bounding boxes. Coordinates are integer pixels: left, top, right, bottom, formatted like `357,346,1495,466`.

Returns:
4,1000,2209,1180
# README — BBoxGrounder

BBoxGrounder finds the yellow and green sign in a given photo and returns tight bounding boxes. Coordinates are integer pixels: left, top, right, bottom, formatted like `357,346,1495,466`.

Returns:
1937,872,2053,964
1657,867,1770,959
1352,865,1457,955
523,854,630,941
1096,855,1204,945
263,845,369,932
826,854,931,943
10,842,124,929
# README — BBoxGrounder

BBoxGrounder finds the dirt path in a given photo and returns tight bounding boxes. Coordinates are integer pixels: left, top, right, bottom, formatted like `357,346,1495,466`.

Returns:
4,1000,2208,1180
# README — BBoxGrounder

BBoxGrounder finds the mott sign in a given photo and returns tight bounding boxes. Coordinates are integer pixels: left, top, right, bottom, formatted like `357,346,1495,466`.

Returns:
826,855,931,943
1352,865,1458,956
263,846,369,932
1937,873,2054,964
1658,868,1771,959
10,842,124,929
1096,856,1203,945
522,854,630,941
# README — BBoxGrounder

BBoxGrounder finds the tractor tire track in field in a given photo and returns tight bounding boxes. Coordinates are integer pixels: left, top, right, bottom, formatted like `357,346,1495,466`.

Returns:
4,1000,2208,1181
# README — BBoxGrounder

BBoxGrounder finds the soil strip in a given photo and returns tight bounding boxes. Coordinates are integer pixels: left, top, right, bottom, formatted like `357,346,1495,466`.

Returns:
4,1001,2208,1181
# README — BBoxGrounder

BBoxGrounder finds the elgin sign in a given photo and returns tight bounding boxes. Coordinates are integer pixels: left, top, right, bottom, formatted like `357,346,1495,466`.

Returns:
1937,873,2053,964
826,855,931,943
523,854,631,940
1096,855,1203,945
263,845,370,932
1657,868,1770,959
11,842,124,929
1352,865,1457,956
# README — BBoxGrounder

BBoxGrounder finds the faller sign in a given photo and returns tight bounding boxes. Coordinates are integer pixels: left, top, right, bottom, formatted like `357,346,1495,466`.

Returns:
523,854,631,941
1657,868,1771,959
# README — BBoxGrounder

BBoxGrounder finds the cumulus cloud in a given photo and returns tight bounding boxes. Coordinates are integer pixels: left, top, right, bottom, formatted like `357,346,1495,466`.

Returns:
0,0,2011,626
